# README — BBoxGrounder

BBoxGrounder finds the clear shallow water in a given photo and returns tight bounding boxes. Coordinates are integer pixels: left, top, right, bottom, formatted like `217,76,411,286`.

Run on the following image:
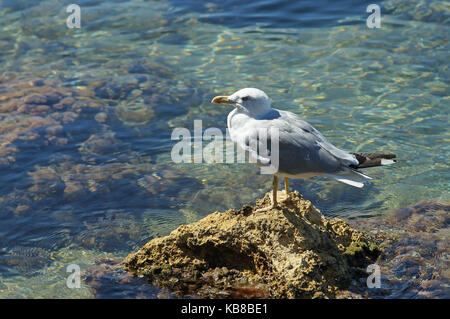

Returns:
0,0,448,298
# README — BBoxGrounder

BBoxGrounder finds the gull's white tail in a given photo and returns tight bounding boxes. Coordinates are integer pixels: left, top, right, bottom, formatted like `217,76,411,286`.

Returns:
325,169,372,188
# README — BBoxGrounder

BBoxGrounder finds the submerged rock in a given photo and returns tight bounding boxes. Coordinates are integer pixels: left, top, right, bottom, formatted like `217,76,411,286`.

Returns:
84,258,174,299
76,212,146,253
384,0,450,24
0,76,100,166
350,199,450,299
78,132,121,156
0,246,52,276
123,191,380,298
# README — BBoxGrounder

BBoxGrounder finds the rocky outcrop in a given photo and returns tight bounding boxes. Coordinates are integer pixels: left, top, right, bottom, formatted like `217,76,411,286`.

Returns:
123,191,380,298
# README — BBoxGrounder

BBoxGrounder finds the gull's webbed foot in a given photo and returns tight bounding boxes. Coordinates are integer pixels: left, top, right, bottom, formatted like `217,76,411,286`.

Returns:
254,201,278,213
279,192,291,203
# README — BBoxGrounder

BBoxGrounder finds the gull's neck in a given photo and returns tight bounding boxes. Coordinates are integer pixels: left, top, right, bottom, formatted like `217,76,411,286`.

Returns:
235,103,272,119
227,105,274,131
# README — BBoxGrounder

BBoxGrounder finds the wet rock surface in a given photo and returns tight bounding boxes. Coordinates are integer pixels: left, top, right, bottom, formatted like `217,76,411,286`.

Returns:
123,191,381,298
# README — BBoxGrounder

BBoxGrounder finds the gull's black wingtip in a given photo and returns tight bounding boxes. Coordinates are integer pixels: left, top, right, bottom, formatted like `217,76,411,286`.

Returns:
350,152,398,169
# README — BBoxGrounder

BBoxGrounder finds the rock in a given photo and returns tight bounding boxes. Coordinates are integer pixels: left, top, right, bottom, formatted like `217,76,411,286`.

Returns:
123,191,380,298
93,76,141,100
28,166,64,199
78,132,120,156
128,60,172,78
63,181,85,200
45,124,64,136
53,97,76,110
23,94,49,105
94,112,108,123
115,103,155,126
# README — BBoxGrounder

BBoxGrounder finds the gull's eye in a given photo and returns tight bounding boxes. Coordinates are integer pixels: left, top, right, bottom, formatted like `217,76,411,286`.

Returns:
242,96,249,101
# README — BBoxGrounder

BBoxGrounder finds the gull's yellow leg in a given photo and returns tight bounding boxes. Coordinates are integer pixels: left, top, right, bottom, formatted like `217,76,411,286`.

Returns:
279,177,291,203
284,177,289,197
272,175,278,208
255,175,278,212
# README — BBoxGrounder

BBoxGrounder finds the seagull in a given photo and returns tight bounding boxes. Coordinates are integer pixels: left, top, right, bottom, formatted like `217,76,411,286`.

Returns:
212,88,396,211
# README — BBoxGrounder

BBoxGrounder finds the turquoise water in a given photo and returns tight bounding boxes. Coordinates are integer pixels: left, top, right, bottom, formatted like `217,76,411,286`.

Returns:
0,0,448,298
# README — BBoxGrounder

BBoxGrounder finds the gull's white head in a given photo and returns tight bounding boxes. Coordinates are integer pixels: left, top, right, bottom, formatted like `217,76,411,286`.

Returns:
211,88,271,116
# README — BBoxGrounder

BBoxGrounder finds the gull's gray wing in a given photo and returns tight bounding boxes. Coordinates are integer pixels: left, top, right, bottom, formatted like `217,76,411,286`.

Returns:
233,109,359,176
276,109,359,173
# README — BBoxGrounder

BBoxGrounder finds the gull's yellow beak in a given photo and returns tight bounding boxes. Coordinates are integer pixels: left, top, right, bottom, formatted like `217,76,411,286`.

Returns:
211,96,234,105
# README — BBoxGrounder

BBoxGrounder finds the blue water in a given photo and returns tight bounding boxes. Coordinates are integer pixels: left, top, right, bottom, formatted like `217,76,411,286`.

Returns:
0,0,448,298
168,0,376,28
